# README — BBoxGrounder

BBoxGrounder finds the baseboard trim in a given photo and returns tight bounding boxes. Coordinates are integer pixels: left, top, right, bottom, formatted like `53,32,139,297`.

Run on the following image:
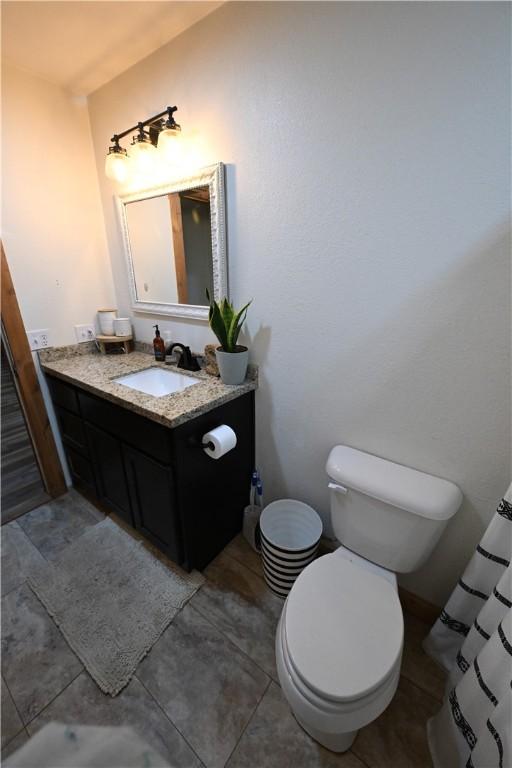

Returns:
398,587,440,626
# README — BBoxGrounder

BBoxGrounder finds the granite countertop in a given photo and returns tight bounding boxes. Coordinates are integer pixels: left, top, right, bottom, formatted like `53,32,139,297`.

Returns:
40,347,257,429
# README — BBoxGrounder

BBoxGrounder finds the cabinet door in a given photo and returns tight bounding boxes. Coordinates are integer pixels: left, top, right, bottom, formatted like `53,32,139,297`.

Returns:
55,406,88,454
123,445,183,565
171,392,255,571
85,423,133,525
65,444,97,496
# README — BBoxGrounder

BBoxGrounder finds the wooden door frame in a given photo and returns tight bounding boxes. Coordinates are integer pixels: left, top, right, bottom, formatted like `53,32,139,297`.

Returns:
168,192,188,304
1,241,67,498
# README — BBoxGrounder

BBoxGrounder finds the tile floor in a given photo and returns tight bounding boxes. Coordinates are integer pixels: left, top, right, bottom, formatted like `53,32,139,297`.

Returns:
1,491,444,767
1,345,49,524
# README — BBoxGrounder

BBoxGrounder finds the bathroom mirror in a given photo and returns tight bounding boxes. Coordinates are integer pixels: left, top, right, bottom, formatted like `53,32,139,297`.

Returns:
117,163,227,320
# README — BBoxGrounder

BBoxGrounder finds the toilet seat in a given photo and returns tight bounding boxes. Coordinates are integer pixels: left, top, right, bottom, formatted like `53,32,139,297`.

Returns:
284,554,403,703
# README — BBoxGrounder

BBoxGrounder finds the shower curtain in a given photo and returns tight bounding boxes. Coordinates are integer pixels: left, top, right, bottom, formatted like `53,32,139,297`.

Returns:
423,485,512,768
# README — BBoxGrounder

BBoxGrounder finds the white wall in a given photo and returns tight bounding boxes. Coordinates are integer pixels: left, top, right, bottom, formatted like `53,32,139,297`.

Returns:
88,1,509,605
2,62,118,485
1,62,116,344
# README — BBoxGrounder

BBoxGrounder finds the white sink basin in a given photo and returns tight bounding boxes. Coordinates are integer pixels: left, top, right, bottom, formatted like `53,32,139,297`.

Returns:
114,367,200,397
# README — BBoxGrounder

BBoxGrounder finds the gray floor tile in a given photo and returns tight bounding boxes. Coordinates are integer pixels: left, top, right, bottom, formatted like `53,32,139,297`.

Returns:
1,728,29,762
401,612,446,702
351,676,438,768
138,604,269,768
227,681,366,768
1,522,47,597
223,534,264,577
1,677,23,748
17,490,104,560
191,551,282,679
27,672,202,768
1,502,441,768
1,583,82,724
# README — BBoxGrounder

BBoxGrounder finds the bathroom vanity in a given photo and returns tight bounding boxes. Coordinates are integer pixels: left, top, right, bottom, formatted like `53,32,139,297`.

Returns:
42,349,256,572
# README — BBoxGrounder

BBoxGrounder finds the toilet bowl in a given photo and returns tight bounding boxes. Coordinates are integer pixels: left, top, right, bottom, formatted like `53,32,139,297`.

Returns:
276,546,403,752
275,445,462,752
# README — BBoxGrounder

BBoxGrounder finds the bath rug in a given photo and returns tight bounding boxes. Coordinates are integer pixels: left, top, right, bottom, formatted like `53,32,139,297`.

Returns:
29,517,203,696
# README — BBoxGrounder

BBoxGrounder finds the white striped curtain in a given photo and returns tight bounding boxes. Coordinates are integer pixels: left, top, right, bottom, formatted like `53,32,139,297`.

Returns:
423,485,512,768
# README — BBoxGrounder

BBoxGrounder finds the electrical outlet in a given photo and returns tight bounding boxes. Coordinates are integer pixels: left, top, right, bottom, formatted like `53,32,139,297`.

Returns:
74,324,96,343
28,329,51,351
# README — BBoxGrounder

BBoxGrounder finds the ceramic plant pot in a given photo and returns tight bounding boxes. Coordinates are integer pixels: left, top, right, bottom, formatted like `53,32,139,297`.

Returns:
215,346,249,385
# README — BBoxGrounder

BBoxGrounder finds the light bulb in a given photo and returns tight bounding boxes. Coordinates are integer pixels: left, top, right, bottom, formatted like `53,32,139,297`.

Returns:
158,127,181,164
105,148,131,183
130,140,158,174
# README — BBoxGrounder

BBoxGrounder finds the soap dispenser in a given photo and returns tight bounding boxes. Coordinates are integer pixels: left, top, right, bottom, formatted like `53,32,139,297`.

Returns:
163,330,173,364
153,325,165,362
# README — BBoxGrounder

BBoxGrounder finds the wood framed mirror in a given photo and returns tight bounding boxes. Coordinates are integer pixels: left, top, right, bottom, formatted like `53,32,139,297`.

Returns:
117,163,227,320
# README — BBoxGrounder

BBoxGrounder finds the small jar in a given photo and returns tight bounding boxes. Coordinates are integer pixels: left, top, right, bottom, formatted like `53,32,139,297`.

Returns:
114,318,132,336
98,309,117,336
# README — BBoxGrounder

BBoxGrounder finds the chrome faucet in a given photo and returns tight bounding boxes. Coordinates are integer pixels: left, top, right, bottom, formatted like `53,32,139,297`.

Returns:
166,342,201,372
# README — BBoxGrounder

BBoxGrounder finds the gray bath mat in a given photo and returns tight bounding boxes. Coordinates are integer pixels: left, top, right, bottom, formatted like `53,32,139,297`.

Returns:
29,518,203,696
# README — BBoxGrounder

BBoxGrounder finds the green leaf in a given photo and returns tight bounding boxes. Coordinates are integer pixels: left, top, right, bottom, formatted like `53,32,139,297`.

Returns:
227,300,251,351
220,298,234,333
209,298,229,350
206,289,214,326
206,292,251,352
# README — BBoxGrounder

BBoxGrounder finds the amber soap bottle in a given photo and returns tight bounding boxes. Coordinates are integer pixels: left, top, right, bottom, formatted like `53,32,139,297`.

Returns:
153,325,165,361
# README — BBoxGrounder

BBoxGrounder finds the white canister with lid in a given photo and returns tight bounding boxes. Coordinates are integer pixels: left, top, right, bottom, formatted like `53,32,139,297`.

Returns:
98,309,117,335
114,317,132,336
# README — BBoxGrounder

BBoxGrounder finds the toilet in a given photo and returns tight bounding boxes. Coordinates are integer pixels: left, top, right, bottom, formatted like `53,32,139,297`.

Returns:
276,445,462,752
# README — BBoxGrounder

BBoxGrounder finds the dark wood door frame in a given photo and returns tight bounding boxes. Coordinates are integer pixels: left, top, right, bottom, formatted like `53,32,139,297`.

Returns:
1,241,67,498
168,192,188,304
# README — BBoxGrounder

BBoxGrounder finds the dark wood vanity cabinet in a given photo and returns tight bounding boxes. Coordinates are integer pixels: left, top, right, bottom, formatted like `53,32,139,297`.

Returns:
47,374,255,571
85,423,133,526
123,445,182,565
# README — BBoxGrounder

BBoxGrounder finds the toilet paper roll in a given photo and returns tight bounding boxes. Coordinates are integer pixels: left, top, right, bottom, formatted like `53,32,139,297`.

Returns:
202,425,237,460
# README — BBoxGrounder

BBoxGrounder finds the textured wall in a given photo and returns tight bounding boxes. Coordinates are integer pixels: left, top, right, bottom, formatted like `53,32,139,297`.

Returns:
88,1,511,605
2,62,120,484
2,62,116,344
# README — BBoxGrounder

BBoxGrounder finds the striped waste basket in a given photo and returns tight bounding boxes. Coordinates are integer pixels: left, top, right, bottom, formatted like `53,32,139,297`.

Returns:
260,499,322,598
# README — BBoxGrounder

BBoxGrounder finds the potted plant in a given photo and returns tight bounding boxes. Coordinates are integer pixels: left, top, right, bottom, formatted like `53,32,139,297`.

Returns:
207,291,252,385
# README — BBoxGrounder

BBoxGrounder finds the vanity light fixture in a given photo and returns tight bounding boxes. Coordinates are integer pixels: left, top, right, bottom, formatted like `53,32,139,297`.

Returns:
104,106,182,183
130,122,158,174
105,137,131,184
157,109,182,164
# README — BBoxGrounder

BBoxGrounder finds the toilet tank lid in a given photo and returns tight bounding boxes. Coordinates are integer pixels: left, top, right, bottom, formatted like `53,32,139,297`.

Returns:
326,446,462,521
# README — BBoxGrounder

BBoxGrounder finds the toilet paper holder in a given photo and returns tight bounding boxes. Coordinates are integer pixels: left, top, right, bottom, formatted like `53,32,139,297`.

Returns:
201,424,238,460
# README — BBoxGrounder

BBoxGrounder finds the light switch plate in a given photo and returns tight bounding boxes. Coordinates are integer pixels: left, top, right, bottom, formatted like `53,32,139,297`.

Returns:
27,329,51,350
74,324,96,343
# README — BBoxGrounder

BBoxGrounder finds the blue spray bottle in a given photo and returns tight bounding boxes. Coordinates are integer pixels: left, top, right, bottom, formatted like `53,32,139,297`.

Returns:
249,470,259,507
254,479,263,551
256,479,263,508
243,470,262,552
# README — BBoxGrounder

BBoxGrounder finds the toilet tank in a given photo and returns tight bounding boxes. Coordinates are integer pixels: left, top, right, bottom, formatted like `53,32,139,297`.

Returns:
326,446,462,573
